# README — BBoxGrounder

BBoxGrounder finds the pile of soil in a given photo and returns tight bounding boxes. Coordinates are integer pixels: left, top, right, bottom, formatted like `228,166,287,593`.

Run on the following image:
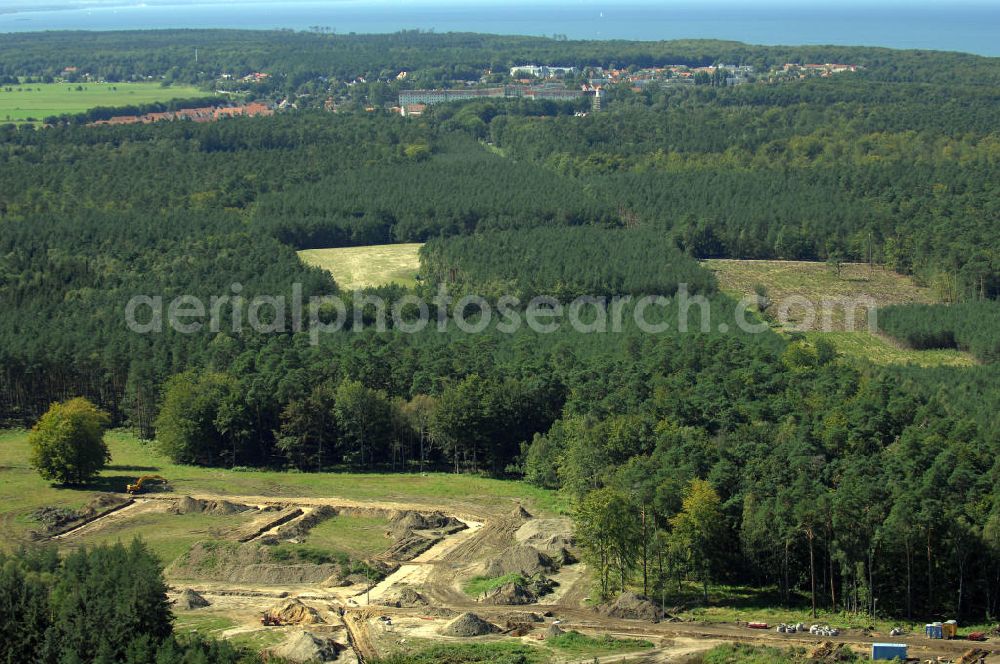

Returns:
376,587,428,608
545,624,565,638
440,612,500,637
514,519,577,561
511,505,532,519
390,510,466,538
268,599,325,625
168,542,343,585
484,544,555,577
480,581,537,606
175,588,211,609
598,592,664,623
494,611,544,625
172,496,251,515
271,631,340,662
33,494,131,534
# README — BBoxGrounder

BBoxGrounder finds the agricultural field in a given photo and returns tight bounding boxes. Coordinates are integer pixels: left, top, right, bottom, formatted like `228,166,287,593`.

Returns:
0,81,207,123
703,259,976,366
298,243,423,290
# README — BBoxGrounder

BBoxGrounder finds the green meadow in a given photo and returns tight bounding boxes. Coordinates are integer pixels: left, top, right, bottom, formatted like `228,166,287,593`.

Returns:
0,81,208,123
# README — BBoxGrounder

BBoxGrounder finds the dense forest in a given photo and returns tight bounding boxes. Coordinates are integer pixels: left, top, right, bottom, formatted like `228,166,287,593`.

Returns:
0,542,266,663
419,227,716,300
1,32,999,624
880,302,1000,363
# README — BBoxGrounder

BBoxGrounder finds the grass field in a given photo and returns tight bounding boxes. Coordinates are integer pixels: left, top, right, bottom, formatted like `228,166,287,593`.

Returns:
703,259,976,366
804,331,975,367
0,82,208,123
0,429,562,553
299,243,423,290
703,259,939,332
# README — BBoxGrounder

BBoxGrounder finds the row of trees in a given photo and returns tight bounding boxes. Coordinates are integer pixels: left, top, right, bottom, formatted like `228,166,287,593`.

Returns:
880,302,1000,363
155,369,561,474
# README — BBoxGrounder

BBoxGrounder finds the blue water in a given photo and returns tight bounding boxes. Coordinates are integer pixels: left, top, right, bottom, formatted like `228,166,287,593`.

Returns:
0,1,997,56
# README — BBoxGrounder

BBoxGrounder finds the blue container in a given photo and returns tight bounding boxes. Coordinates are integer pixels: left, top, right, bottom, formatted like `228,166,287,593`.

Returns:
926,624,944,639
872,643,908,660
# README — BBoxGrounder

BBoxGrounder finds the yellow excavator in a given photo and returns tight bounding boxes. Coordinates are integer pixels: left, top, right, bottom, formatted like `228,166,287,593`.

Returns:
126,475,168,495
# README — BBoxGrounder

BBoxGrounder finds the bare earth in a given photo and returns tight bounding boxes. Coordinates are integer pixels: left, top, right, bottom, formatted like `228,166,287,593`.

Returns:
52,491,998,663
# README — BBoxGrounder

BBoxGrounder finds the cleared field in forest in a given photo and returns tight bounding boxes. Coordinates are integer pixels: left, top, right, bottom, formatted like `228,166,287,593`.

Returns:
298,243,423,290
703,259,975,366
0,81,207,123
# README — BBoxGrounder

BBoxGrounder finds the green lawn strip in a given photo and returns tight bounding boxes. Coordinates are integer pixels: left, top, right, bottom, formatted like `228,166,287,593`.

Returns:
0,82,209,123
546,630,653,655
462,573,527,597
372,642,545,664
803,331,975,367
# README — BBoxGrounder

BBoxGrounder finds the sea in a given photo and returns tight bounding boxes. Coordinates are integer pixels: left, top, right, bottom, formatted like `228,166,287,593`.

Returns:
0,1,997,57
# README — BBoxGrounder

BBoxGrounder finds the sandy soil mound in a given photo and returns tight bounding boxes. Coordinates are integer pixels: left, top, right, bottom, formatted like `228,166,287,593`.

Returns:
34,494,131,534
169,542,343,585
493,611,544,625
514,518,576,561
598,592,664,622
545,624,565,638
480,581,537,606
440,612,500,637
268,599,325,625
376,587,428,608
511,505,533,519
172,496,251,515
484,544,555,577
390,510,466,538
271,631,340,662
175,588,210,609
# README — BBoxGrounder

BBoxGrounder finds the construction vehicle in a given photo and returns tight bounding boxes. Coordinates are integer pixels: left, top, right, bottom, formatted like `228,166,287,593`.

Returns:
126,475,168,495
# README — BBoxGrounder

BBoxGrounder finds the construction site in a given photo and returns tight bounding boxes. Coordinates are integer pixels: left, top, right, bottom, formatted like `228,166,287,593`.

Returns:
23,474,998,664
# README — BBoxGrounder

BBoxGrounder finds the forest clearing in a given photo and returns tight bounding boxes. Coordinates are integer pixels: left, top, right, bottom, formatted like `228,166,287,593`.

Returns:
703,259,977,366
0,81,206,123
299,244,424,290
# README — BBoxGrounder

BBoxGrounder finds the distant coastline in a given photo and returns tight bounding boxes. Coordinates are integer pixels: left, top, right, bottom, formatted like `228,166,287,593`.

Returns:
0,1,998,57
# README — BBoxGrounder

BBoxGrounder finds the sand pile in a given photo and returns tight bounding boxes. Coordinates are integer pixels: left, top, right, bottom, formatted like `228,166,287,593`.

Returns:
268,599,325,625
175,588,210,609
34,494,131,534
484,544,555,577
598,592,664,622
480,581,537,606
545,624,565,638
170,542,342,585
514,518,577,560
440,612,500,637
172,496,251,515
390,510,466,538
271,631,340,662
376,587,428,608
